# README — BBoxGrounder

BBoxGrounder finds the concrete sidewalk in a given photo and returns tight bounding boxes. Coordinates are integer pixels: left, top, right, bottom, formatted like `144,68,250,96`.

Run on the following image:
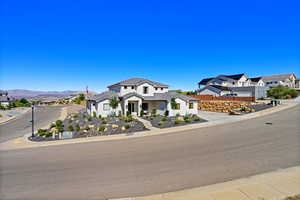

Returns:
113,166,300,200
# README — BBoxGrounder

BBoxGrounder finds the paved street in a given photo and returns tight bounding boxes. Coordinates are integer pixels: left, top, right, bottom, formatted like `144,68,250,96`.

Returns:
0,106,64,143
0,105,299,200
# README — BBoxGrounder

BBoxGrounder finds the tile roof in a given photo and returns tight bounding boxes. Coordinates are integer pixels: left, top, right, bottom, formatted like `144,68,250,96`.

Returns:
250,77,262,82
198,74,246,85
87,91,118,102
107,78,169,88
261,73,296,82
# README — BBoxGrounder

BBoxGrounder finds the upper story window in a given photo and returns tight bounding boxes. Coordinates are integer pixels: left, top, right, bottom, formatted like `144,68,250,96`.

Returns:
189,103,194,109
161,88,163,90
124,86,127,89
155,87,158,90
143,86,149,94
131,86,134,89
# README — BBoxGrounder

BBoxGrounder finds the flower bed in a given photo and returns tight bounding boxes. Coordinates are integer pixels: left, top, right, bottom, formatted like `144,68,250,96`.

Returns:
143,114,207,128
30,112,147,141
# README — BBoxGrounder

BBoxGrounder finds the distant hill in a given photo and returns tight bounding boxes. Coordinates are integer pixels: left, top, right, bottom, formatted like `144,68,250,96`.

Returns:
4,89,80,99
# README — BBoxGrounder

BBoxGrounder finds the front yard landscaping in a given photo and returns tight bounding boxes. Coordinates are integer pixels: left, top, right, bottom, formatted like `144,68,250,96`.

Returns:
143,113,207,128
30,112,147,141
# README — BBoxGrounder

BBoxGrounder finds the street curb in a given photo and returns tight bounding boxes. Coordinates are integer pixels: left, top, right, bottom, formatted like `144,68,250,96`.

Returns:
1,99,299,151
109,165,300,200
0,116,16,125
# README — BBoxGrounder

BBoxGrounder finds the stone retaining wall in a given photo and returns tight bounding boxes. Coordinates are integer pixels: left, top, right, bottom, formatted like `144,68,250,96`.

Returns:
199,101,255,113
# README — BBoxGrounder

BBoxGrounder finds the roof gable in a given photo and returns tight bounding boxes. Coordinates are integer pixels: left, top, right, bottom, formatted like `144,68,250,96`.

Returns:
107,78,169,88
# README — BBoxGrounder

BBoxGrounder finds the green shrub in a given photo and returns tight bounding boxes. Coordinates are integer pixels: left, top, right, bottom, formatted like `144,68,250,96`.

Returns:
267,85,298,99
93,111,97,118
98,126,106,132
98,114,102,119
174,120,181,125
124,124,131,130
88,116,92,121
184,118,192,123
140,110,144,117
0,114,2,118
161,116,167,121
126,111,130,116
164,110,169,116
75,124,80,132
68,125,74,131
102,119,107,124
183,115,190,121
85,126,90,131
158,121,165,126
55,120,63,127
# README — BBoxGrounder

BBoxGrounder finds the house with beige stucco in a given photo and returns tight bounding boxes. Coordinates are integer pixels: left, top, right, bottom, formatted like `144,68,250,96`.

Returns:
86,78,198,117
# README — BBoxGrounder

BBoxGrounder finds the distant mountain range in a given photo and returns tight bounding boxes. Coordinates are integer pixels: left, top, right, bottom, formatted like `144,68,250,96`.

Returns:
4,89,81,99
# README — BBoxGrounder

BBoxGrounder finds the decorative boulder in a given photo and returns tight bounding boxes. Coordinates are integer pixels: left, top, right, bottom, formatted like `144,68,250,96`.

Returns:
112,124,119,129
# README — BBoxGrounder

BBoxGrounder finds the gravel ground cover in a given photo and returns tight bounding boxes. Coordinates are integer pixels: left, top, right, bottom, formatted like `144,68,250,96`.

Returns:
143,114,207,128
30,112,147,141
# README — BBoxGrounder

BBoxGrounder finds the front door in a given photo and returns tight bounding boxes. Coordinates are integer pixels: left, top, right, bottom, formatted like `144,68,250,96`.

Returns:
128,102,136,114
142,103,148,111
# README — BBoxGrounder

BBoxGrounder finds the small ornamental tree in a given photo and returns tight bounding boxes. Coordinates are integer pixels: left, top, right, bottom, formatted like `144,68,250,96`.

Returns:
109,96,119,116
171,98,177,109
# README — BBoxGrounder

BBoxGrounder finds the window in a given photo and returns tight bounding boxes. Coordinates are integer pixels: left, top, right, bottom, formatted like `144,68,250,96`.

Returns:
103,103,110,111
189,103,194,109
161,88,163,90
155,87,158,90
131,86,134,89
143,86,148,94
124,86,127,89
175,103,180,110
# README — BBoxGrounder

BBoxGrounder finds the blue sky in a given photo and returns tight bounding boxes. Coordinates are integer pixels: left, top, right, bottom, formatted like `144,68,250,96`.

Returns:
1,0,299,92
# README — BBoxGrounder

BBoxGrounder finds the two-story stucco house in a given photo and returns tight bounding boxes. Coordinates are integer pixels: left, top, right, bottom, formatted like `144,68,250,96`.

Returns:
198,73,251,88
86,78,198,117
261,73,297,88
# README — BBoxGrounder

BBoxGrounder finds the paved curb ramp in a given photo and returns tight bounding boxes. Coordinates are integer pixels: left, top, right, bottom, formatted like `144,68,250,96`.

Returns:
111,166,300,200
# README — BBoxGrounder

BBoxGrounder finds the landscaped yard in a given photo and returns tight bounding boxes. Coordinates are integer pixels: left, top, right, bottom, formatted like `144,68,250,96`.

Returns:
143,113,207,128
30,112,147,141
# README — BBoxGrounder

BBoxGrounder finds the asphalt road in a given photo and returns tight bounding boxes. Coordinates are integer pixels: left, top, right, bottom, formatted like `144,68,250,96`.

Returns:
0,106,64,143
1,105,299,200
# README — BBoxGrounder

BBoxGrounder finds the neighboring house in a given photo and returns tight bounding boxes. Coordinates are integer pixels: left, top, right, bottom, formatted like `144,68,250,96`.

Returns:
295,79,300,90
198,73,251,88
250,77,265,87
261,73,297,88
0,90,14,107
86,78,198,117
198,85,267,98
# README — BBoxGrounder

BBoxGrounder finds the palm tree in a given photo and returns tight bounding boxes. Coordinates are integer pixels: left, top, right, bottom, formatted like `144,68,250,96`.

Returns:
109,96,119,116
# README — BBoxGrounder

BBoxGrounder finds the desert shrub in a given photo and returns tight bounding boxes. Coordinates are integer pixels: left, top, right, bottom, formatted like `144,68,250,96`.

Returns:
93,111,97,118
183,115,190,121
184,118,192,123
158,121,165,126
176,113,180,117
98,126,105,132
102,119,107,124
68,125,74,131
124,124,131,129
161,116,167,121
55,120,63,127
98,114,102,119
87,116,92,121
0,114,2,118
140,110,144,117
126,111,130,116
75,124,80,132
174,120,181,125
85,126,90,131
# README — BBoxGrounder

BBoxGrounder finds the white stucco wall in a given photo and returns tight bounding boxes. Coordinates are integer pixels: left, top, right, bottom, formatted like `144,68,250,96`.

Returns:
168,98,198,116
112,83,168,97
123,96,142,116
87,100,122,117
237,75,251,87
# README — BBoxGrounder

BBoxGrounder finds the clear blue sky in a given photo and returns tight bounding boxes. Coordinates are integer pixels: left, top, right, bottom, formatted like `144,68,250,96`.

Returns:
1,0,299,92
